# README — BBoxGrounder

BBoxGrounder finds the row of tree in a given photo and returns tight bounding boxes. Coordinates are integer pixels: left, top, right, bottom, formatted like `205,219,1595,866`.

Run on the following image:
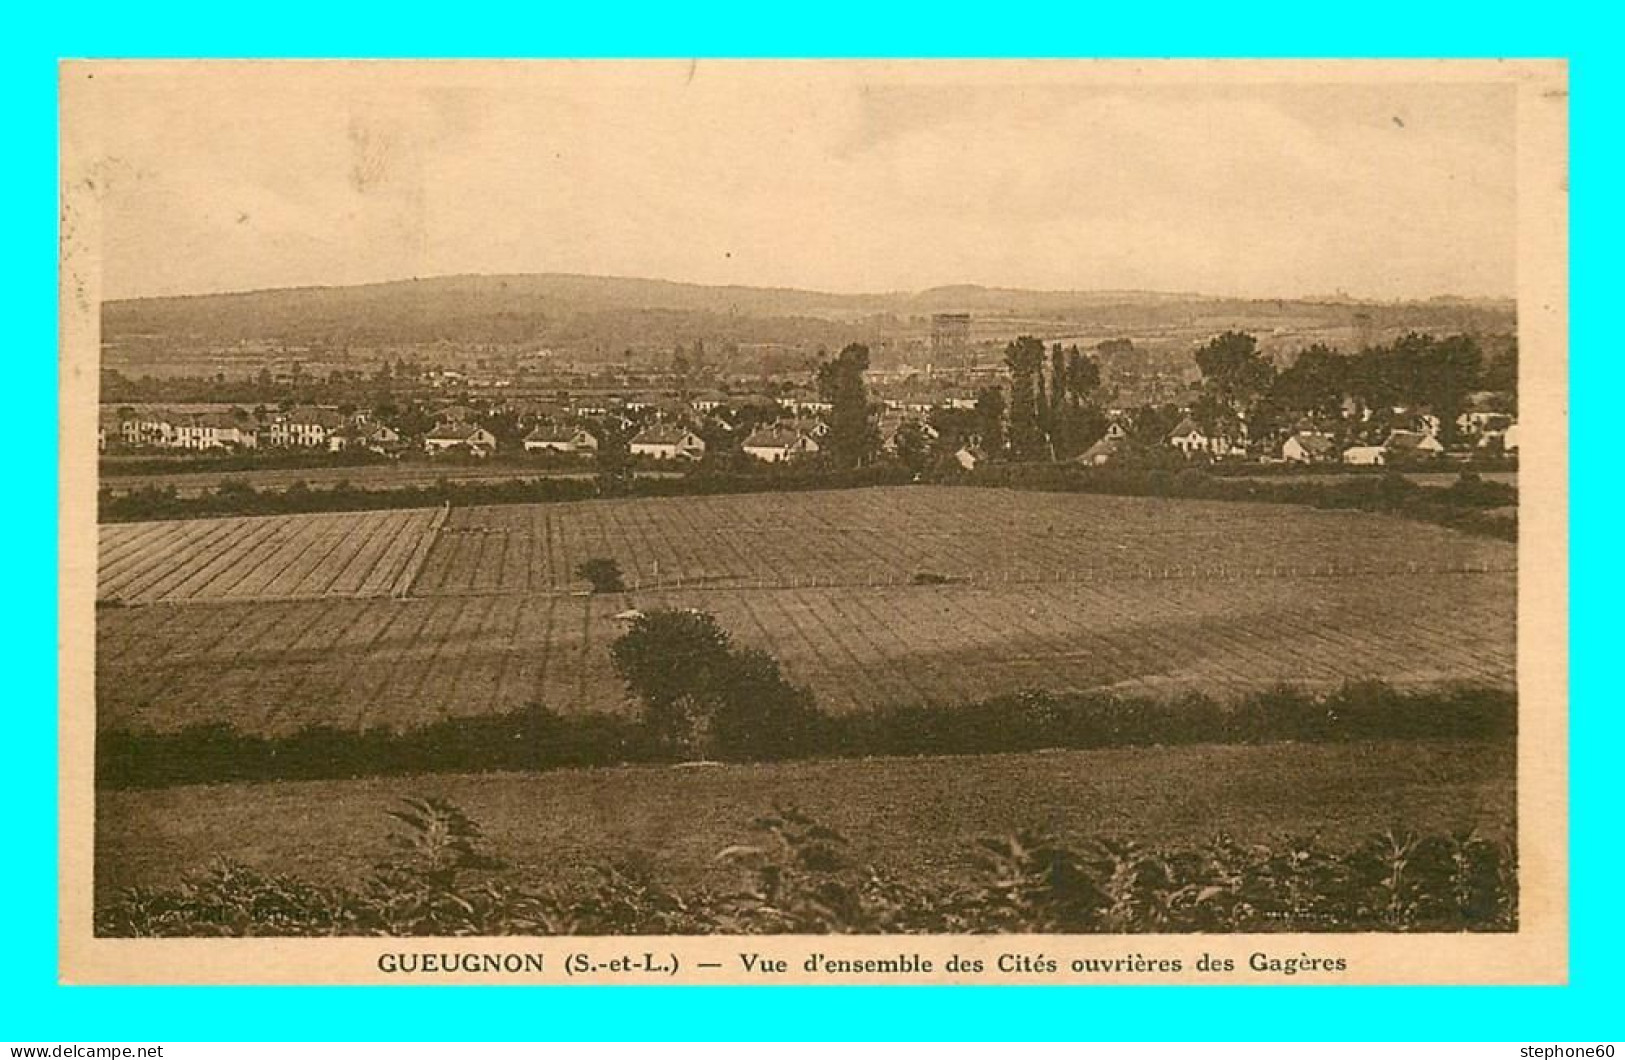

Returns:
589,327,1514,480
1192,330,1512,445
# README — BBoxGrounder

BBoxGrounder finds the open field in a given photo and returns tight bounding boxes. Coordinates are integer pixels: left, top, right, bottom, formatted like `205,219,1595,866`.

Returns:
411,487,1514,594
98,507,444,604
97,570,1514,733
95,738,1515,898
96,488,1515,732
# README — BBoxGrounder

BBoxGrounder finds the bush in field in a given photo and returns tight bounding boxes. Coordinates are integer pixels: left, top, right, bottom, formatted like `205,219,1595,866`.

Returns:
610,609,822,760
96,799,1517,937
575,557,626,593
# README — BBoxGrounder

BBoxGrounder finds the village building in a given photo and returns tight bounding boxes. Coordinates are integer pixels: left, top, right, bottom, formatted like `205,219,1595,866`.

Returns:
690,391,732,414
97,408,125,452
272,406,347,448
1342,445,1387,466
1381,409,1442,438
777,394,833,416
743,426,820,463
1459,410,1514,437
523,425,600,455
879,418,939,454
630,425,706,461
1167,417,1208,456
173,410,259,451
1168,416,1244,458
1077,436,1122,466
1282,432,1338,464
1383,430,1446,460
952,444,986,471
424,423,498,457
781,415,831,439
431,404,479,425
121,410,177,448
330,422,402,455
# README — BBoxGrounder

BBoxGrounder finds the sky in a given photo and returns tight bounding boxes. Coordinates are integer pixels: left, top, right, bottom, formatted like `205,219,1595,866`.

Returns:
66,61,1520,302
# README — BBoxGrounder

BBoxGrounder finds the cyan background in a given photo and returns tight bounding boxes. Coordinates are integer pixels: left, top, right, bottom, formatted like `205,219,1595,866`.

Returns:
7,3,1605,1040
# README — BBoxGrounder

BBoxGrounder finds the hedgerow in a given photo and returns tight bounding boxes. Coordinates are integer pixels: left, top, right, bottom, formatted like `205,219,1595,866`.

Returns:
96,681,1514,790
98,462,1513,541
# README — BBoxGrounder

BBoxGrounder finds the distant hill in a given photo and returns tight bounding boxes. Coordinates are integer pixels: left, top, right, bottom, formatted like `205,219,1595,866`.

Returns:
101,272,1517,362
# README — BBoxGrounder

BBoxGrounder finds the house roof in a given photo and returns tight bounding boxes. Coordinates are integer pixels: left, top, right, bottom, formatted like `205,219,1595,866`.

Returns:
1383,430,1437,451
1078,437,1121,461
426,423,490,442
744,427,812,449
347,423,397,442
525,425,592,443
200,408,264,428
1169,417,1204,439
631,425,701,446
1288,432,1337,456
284,407,346,429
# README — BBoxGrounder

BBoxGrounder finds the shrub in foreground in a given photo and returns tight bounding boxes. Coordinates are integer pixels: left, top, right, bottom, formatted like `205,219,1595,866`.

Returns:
96,799,1517,936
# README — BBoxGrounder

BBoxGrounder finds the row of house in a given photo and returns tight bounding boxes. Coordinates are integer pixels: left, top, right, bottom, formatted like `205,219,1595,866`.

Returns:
1071,408,1520,469
1336,426,1518,467
101,406,404,455
517,419,832,463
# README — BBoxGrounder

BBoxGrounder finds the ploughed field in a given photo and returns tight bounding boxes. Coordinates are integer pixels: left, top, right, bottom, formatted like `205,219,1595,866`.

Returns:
96,487,1516,734
98,507,446,604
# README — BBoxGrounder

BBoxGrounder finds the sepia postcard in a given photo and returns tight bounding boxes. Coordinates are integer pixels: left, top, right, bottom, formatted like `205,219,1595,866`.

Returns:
58,58,1568,985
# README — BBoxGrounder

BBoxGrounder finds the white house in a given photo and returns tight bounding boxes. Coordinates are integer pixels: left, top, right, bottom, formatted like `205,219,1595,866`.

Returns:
121,410,177,448
425,423,498,457
690,391,731,414
98,408,125,452
1168,417,1209,455
1076,436,1122,466
1282,432,1337,464
630,426,706,461
173,411,258,451
272,406,347,448
1168,416,1243,457
782,416,831,439
879,416,938,454
524,425,599,455
953,444,986,471
331,422,401,455
778,395,833,416
1343,445,1386,466
1383,430,1445,460
743,427,820,463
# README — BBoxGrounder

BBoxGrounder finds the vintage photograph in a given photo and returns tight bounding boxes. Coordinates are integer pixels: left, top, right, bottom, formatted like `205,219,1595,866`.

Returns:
58,60,1567,983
